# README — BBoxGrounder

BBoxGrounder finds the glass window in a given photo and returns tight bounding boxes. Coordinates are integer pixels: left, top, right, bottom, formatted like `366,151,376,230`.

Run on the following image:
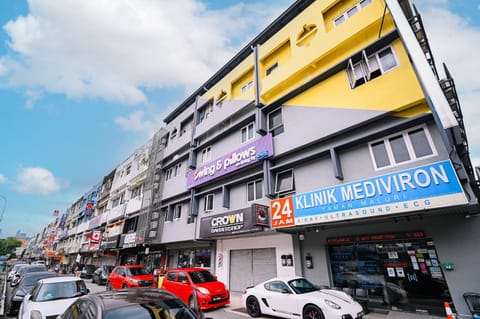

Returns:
371,141,391,168
204,194,214,212
389,135,410,163
247,180,262,201
275,170,294,193
370,126,436,170
174,204,182,220
378,47,397,72
268,108,284,136
347,46,398,88
242,123,255,143
266,62,278,76
201,146,212,164
409,128,433,157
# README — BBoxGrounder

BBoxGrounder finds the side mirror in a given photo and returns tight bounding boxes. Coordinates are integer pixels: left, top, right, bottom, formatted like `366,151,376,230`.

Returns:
281,288,290,294
181,280,190,285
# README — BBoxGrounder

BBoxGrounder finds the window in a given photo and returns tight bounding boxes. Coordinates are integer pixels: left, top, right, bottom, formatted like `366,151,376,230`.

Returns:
266,62,278,76
268,108,284,136
174,163,182,177
204,194,214,212
131,185,141,198
165,168,173,181
197,101,213,124
201,146,212,164
247,180,263,201
241,80,254,93
275,169,294,194
126,165,131,175
164,208,173,222
171,128,177,139
369,125,436,170
216,91,227,108
241,123,255,143
347,46,398,88
174,204,182,220
334,0,372,27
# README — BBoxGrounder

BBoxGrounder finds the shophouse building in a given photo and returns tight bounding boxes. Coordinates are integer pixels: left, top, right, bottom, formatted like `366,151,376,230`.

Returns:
30,0,479,317
143,0,479,316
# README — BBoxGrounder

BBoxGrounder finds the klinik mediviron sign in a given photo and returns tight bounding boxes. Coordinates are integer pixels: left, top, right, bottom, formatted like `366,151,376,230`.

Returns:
186,134,273,188
270,160,468,228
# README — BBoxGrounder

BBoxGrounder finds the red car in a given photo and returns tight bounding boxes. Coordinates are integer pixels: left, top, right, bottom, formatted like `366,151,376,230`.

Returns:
106,265,155,290
161,267,230,310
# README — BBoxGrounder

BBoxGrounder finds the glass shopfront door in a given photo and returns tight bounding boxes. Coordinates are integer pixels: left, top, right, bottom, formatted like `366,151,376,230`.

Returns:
328,232,451,315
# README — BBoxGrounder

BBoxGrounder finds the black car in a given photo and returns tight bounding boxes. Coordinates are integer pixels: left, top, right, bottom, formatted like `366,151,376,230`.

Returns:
58,288,203,319
80,264,96,279
92,265,114,285
11,264,47,286
4,270,58,315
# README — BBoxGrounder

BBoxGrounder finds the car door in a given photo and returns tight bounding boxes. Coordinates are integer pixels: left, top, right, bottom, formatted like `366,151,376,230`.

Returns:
110,267,126,289
264,280,298,318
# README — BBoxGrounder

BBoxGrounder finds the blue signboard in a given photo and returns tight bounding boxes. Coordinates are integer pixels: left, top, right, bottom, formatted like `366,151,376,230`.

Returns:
291,160,467,226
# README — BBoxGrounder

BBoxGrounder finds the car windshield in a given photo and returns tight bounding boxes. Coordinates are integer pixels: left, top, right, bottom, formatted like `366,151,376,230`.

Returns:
288,278,319,294
126,267,149,276
189,271,216,284
35,281,88,301
104,300,197,319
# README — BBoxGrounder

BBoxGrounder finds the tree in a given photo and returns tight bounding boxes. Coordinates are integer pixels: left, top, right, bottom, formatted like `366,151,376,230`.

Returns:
0,237,23,257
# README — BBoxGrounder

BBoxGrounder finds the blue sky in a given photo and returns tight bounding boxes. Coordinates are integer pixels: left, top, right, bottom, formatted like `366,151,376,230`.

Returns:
0,0,479,239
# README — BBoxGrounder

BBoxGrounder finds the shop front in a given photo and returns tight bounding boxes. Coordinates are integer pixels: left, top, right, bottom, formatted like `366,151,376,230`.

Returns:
327,231,450,315
199,204,296,292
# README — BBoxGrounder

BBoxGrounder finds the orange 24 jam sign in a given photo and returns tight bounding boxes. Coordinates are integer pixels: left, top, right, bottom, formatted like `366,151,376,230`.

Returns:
270,197,295,228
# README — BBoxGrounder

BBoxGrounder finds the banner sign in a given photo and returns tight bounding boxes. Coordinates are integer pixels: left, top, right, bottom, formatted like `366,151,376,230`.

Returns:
186,134,273,188
199,205,264,238
270,160,467,228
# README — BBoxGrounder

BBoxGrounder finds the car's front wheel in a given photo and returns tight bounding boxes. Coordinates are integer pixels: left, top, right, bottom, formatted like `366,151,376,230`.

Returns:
303,304,324,319
122,283,128,289
246,296,262,317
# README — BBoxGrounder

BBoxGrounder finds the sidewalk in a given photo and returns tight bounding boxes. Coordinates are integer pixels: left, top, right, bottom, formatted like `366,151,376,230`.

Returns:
225,292,446,319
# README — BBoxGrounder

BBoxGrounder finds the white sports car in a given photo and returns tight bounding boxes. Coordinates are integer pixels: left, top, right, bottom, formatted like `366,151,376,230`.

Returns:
242,277,364,319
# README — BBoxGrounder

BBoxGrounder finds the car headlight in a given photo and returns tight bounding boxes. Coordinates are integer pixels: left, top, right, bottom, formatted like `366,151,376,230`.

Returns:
197,287,210,295
325,299,341,310
129,278,139,283
31,310,43,319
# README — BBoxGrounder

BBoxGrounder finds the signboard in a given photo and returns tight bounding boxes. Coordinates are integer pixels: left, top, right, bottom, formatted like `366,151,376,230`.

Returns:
271,160,467,228
187,134,273,188
121,232,137,248
199,205,265,238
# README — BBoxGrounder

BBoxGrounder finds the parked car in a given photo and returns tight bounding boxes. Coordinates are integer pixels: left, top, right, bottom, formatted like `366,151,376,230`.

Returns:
4,271,58,316
79,264,96,279
58,288,203,319
161,267,230,310
7,263,28,282
18,276,89,319
92,265,114,285
242,276,364,319
11,264,48,286
106,265,155,290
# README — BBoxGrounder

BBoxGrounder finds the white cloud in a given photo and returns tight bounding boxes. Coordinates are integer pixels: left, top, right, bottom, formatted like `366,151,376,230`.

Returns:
115,110,164,137
417,4,480,167
13,167,62,195
0,0,287,106
0,174,7,183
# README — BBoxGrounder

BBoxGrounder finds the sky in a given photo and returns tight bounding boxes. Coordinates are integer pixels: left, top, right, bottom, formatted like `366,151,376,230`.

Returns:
0,0,479,239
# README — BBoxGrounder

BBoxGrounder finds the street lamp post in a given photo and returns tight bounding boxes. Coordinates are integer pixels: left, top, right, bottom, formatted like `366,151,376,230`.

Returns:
0,194,6,223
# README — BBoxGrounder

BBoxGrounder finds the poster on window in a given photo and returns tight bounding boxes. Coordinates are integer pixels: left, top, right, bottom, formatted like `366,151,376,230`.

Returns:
387,267,396,277
396,267,405,277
